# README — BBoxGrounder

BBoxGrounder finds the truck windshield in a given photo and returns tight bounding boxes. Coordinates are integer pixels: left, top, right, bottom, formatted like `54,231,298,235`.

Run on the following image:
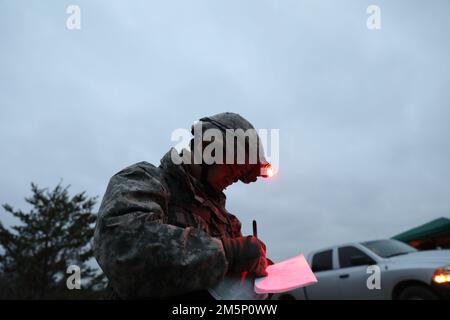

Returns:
361,239,417,258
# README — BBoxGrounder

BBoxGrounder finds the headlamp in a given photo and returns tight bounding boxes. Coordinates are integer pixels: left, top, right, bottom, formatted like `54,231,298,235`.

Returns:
238,163,274,183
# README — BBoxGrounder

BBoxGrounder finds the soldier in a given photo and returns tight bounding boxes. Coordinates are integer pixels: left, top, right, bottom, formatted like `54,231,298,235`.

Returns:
94,112,273,299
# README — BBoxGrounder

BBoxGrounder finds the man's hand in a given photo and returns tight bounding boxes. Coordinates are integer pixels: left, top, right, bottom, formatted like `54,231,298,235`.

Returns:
222,236,268,277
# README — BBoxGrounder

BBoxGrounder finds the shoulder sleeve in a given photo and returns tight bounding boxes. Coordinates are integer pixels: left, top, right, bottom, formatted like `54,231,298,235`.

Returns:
94,162,228,298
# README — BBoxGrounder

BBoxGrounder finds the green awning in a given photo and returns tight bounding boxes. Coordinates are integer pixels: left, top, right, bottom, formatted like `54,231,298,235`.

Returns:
392,217,450,243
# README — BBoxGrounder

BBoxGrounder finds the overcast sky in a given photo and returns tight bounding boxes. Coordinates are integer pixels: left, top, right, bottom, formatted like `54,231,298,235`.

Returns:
1,0,450,263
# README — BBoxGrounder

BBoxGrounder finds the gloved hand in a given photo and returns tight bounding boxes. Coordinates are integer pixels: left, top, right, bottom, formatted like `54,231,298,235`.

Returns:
221,236,268,277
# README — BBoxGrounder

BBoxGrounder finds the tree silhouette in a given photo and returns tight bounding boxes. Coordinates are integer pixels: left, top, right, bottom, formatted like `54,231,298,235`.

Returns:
0,183,106,299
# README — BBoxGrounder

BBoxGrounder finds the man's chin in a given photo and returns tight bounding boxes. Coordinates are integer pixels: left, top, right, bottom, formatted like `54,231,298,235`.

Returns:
211,184,225,192
218,183,230,192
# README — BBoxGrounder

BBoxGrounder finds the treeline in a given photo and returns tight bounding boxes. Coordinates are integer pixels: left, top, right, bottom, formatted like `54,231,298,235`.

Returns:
0,183,107,299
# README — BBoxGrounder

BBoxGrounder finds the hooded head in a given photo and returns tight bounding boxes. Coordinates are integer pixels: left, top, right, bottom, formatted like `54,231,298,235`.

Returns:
189,112,272,191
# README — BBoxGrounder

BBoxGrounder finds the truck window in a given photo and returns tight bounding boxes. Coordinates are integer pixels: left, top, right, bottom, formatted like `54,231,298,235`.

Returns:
338,246,374,268
311,250,333,272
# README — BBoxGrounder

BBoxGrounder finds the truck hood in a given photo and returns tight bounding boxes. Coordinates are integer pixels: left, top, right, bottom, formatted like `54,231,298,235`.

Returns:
387,249,450,266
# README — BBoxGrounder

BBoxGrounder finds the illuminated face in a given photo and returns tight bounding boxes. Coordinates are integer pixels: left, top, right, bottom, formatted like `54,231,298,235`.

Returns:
206,164,249,192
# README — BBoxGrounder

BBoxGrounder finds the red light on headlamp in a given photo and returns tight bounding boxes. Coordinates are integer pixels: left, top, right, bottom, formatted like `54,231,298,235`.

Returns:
260,163,274,178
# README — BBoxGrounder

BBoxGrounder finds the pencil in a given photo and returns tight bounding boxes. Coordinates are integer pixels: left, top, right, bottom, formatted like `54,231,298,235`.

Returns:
252,219,258,238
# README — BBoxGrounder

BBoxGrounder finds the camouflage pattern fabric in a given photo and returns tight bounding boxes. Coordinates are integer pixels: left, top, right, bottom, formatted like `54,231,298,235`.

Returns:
94,148,243,299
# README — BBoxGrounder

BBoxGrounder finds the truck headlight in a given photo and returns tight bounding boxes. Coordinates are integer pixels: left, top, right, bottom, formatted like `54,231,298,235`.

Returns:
433,266,450,284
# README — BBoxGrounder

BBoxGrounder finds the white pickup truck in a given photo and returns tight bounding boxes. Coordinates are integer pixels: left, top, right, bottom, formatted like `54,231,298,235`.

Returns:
273,239,450,300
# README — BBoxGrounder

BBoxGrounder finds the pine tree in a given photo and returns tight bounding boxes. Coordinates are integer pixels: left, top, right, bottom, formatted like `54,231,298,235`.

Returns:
0,183,106,299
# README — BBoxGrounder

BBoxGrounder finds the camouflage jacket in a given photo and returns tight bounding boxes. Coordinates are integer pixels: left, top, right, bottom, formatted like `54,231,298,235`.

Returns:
94,149,243,299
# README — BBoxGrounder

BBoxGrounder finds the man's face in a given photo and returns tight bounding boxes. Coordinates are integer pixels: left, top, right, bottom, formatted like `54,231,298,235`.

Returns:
206,164,252,192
